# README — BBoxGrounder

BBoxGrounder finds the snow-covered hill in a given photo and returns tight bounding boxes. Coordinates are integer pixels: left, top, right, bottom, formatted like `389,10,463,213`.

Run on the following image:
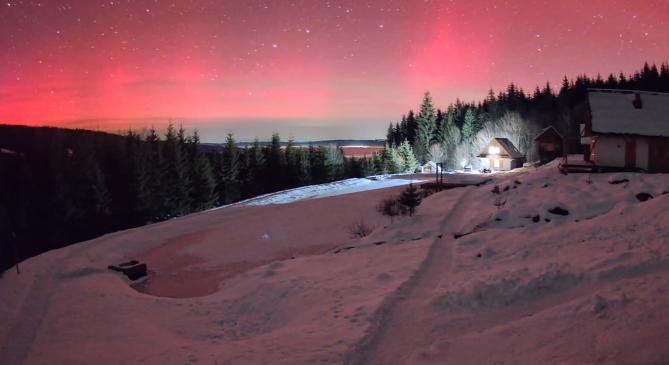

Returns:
1,163,668,364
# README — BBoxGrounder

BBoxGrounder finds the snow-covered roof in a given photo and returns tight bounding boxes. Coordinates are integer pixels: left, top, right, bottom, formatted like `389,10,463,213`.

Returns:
588,89,669,137
479,138,524,159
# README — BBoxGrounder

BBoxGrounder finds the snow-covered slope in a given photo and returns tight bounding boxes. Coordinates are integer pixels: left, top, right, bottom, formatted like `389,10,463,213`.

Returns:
1,164,668,364
227,175,425,207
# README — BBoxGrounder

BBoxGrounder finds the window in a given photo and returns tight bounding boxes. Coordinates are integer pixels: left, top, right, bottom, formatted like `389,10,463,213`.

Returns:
494,159,501,168
489,146,500,155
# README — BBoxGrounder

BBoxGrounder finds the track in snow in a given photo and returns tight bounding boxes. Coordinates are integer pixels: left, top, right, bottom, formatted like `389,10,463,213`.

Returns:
345,185,477,364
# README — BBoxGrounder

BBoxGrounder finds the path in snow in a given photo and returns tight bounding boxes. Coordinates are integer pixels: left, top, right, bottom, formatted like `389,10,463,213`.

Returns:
0,238,103,365
345,185,478,364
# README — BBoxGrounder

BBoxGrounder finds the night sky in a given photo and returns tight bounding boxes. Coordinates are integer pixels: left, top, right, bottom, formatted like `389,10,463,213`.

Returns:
2,0,668,141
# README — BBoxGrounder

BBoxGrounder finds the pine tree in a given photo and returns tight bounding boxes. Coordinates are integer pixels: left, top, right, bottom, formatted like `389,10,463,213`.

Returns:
386,123,396,147
461,108,477,142
415,92,437,163
162,123,191,217
285,138,301,187
126,131,151,223
369,152,383,175
220,133,241,204
144,126,166,220
405,110,418,145
308,145,327,184
433,109,444,144
399,115,408,144
393,122,402,146
383,143,401,174
399,183,421,216
188,130,217,211
267,133,285,190
245,138,266,196
398,140,418,173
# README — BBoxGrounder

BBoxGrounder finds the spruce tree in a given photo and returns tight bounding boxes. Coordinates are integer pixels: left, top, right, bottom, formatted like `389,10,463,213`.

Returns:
405,110,418,145
267,133,285,190
220,133,241,204
369,152,383,175
162,123,191,217
398,140,418,173
383,143,401,174
393,123,402,146
126,131,151,223
308,145,327,184
144,126,166,220
399,115,409,144
400,183,421,216
188,130,217,210
285,138,301,187
461,108,477,142
415,92,437,162
245,138,266,196
386,123,396,147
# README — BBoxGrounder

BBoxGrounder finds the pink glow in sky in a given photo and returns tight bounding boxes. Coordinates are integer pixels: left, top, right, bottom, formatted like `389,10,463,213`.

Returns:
1,0,668,141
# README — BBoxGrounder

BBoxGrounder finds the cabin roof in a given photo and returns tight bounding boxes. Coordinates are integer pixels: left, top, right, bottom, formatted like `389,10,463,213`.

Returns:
534,125,563,142
478,137,524,159
588,89,669,137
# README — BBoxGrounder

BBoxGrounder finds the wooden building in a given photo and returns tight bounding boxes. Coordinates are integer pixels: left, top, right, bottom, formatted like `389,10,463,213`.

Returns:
534,126,564,164
582,89,669,172
478,138,525,171
419,161,441,174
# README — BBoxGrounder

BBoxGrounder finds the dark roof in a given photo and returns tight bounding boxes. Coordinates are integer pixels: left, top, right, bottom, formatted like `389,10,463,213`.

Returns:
478,138,524,159
588,89,669,137
534,126,563,142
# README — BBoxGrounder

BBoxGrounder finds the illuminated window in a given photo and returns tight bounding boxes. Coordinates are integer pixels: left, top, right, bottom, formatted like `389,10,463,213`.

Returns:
494,159,501,168
489,146,500,155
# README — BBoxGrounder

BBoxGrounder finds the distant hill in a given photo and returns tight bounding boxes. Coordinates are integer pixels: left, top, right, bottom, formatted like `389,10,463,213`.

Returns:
200,139,386,153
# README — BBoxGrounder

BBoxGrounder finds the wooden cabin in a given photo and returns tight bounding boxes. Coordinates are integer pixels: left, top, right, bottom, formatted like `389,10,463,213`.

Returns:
478,138,525,171
582,89,669,172
534,126,564,164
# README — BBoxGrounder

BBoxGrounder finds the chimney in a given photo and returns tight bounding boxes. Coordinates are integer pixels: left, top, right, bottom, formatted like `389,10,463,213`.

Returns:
633,92,643,109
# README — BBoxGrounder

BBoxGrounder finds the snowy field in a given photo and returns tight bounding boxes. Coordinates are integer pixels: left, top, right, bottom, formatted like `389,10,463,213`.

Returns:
2,162,669,364
226,175,426,207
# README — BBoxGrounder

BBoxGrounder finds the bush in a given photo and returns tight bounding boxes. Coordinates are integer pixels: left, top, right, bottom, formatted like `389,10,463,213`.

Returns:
348,219,375,238
377,196,408,222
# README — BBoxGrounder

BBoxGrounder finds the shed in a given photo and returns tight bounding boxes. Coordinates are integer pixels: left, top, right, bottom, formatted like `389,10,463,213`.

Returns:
534,126,564,164
478,138,525,171
419,161,441,174
582,89,669,172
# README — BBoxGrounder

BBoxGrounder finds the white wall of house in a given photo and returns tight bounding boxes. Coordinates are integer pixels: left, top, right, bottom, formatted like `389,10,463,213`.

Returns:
594,136,626,167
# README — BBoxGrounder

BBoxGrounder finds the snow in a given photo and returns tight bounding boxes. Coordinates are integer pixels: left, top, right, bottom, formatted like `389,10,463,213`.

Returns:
2,162,669,364
589,89,669,137
232,176,426,206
